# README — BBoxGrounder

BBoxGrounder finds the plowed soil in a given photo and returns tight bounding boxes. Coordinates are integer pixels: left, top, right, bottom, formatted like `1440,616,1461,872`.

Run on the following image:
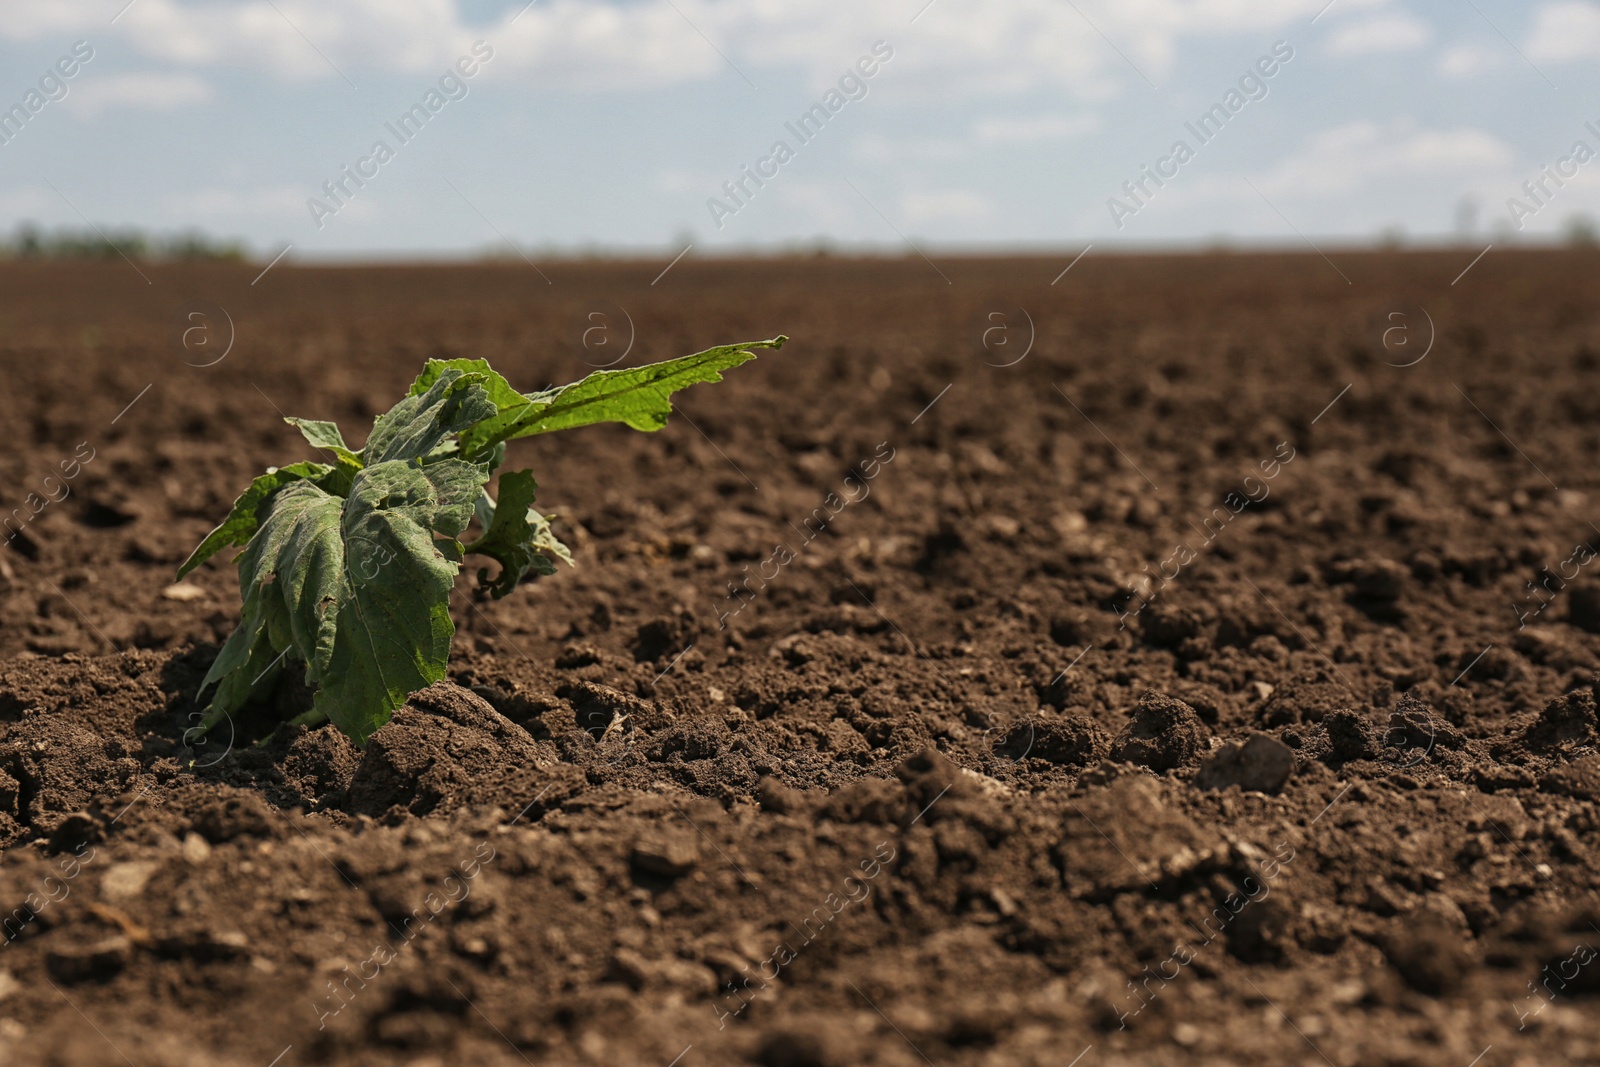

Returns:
3,251,1600,1067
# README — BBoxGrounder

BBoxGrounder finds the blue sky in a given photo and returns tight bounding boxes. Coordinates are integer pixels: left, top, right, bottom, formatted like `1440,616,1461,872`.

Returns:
2,0,1599,257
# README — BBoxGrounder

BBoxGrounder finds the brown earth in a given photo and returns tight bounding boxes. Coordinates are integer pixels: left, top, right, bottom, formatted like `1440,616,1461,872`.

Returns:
2,251,1600,1066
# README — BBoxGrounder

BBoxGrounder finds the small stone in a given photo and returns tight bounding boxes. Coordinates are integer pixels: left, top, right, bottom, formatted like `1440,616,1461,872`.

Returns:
1329,979,1366,1005
101,860,160,901
0,970,19,1001
182,832,212,865
160,582,207,602
212,930,249,950
605,947,652,990
1194,733,1295,794
631,831,699,878
990,888,1020,917
1172,1022,1201,1047
1111,691,1208,772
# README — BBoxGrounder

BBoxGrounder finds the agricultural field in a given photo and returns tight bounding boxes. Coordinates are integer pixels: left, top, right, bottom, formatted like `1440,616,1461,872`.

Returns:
1,250,1598,1066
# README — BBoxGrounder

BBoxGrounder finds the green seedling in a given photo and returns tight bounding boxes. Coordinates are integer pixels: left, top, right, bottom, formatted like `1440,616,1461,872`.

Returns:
180,337,787,745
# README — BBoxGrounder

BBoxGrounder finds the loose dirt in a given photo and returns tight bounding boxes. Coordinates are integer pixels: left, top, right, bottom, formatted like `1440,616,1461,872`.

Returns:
2,251,1598,1066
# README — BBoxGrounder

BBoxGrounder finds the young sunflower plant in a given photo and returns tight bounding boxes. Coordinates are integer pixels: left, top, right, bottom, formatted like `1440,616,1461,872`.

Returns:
179,337,786,745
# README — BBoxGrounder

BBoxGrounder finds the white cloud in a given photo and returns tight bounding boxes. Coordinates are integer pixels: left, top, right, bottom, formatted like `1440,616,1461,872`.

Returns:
115,0,474,82
1526,1,1600,62
1436,43,1504,78
770,177,860,233
174,185,304,218
974,114,1100,143
851,134,967,163
0,8,93,41
0,0,1338,101
1251,120,1513,198
485,1,721,91
1325,13,1432,55
1121,118,1521,240
901,189,993,225
63,72,211,117
850,114,1098,166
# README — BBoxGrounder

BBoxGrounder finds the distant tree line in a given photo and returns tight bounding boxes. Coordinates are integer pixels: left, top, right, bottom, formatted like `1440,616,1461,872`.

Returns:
0,223,248,261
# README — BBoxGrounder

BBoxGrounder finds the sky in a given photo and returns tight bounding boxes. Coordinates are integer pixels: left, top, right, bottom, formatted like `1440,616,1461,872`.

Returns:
2,0,1600,258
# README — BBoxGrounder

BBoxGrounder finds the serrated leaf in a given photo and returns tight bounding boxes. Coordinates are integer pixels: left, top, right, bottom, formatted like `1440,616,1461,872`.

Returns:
176,461,331,579
200,457,489,744
364,368,497,464
462,470,571,598
511,335,786,438
412,336,786,458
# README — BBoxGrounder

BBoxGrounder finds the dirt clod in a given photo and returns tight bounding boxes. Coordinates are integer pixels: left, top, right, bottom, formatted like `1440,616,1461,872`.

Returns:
995,710,1106,765
1110,691,1208,772
1194,733,1295,794
631,830,700,878
45,937,131,984
346,682,561,818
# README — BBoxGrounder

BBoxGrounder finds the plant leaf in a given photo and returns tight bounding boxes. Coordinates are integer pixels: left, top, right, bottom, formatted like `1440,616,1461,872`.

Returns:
285,417,347,451
411,336,786,458
364,368,497,464
526,506,573,568
509,335,786,439
462,470,571,598
176,461,331,579
200,457,488,744
286,417,365,469
407,359,530,460
192,336,784,746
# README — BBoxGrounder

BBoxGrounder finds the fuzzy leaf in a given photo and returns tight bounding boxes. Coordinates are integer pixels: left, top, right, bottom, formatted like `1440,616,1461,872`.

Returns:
364,368,497,464
200,457,488,744
462,470,571,598
176,462,330,579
